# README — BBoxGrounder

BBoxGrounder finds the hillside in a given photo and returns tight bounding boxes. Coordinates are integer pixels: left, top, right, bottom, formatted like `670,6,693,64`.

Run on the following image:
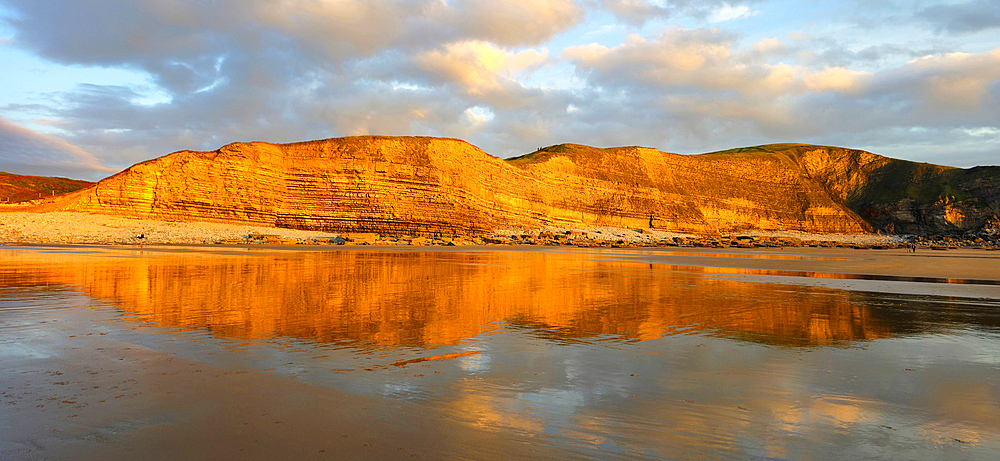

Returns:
0,171,93,203
23,137,999,236
710,144,1000,235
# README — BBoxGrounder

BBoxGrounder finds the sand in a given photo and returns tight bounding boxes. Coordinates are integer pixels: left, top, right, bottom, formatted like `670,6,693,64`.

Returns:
3,244,1000,460
0,211,341,245
0,211,907,246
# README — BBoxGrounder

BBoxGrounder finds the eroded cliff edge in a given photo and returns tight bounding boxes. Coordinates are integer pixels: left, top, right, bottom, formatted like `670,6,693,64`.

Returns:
36,136,998,236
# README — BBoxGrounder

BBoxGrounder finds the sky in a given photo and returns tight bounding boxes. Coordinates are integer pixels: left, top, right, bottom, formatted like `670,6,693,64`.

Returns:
0,0,998,180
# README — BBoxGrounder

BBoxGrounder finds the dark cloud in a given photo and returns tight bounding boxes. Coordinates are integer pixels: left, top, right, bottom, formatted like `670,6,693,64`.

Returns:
918,0,1000,34
0,0,586,174
0,117,115,179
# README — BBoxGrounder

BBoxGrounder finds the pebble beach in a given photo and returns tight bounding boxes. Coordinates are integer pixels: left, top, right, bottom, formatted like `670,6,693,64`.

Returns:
0,211,917,248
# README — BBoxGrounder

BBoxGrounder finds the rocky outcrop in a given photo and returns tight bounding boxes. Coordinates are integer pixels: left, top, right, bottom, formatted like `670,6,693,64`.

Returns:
33,136,997,236
712,144,1000,236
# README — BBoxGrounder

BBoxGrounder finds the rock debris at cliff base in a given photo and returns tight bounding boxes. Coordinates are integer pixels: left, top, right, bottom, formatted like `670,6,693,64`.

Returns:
5,211,997,250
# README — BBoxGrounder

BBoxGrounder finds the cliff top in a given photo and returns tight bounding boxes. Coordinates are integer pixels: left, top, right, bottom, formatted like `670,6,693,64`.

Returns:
0,170,93,203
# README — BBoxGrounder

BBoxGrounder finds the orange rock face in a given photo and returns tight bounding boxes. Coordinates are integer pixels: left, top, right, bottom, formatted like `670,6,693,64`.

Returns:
46,136,873,235
1,248,893,346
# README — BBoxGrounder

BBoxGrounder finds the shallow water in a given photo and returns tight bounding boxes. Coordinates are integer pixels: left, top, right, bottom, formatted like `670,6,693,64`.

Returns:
2,245,999,460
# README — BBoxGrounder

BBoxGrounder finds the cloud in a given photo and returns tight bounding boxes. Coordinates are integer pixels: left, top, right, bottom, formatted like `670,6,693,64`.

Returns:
595,0,762,26
707,4,757,23
900,50,1000,110
0,0,998,173
413,41,548,95
562,26,1000,164
917,0,1000,34
596,0,672,25
0,117,116,179
0,0,585,169
802,67,871,94
447,0,585,47
564,28,873,99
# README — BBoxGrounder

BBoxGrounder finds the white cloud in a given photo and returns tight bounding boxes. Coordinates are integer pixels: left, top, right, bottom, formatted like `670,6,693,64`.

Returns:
708,4,757,23
464,105,496,125
962,127,1000,137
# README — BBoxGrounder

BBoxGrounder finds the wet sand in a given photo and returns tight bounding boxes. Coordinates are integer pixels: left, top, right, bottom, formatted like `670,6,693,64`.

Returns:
3,245,999,460
2,314,541,460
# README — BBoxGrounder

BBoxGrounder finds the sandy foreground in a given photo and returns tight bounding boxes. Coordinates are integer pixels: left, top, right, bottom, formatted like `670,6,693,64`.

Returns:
3,244,1000,460
0,211,905,246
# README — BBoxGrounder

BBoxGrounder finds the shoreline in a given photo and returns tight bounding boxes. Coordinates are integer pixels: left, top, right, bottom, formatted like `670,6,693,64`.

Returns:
1,211,995,250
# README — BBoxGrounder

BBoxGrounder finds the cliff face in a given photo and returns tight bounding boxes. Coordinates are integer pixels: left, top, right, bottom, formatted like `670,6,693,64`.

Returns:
713,144,1000,235
43,136,882,235
41,136,997,236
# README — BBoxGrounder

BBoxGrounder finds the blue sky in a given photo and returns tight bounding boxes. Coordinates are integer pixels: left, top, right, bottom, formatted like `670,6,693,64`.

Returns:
0,0,998,180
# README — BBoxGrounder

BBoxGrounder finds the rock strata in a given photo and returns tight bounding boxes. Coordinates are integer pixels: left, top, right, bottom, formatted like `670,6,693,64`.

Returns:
16,137,1000,238
713,144,1000,237
32,136,878,236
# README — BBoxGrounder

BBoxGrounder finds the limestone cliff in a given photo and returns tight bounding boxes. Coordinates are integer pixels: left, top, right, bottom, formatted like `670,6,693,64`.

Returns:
36,136,995,236
713,144,1000,235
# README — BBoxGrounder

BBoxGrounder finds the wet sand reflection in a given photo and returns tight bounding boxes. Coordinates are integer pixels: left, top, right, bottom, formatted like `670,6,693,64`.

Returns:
0,247,965,346
2,246,1000,459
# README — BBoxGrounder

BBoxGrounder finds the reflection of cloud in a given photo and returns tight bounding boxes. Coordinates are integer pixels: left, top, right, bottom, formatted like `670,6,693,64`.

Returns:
4,246,1000,457
458,352,491,372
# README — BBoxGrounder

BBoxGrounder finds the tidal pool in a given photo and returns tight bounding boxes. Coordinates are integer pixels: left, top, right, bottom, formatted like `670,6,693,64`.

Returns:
1,245,999,460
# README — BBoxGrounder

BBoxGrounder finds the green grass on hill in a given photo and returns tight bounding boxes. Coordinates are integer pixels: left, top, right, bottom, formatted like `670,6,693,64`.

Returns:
0,171,93,203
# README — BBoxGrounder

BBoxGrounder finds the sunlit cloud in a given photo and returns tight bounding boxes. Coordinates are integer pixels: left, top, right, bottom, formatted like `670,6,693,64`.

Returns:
0,0,997,181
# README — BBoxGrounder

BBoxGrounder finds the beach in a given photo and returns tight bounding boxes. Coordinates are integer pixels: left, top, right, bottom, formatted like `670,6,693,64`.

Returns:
3,242,999,460
0,211,912,247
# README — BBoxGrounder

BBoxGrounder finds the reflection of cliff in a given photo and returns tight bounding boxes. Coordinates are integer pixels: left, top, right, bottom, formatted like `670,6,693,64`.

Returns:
0,248,931,346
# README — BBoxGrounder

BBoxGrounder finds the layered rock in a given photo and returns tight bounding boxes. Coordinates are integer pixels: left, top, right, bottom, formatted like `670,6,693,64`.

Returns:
712,144,1000,235
41,136,880,235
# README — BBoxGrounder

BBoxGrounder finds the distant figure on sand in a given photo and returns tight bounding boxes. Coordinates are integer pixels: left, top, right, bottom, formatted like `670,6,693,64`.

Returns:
136,233,145,239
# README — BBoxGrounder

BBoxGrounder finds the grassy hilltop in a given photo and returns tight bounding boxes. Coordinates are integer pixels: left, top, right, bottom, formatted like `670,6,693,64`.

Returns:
0,171,93,204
